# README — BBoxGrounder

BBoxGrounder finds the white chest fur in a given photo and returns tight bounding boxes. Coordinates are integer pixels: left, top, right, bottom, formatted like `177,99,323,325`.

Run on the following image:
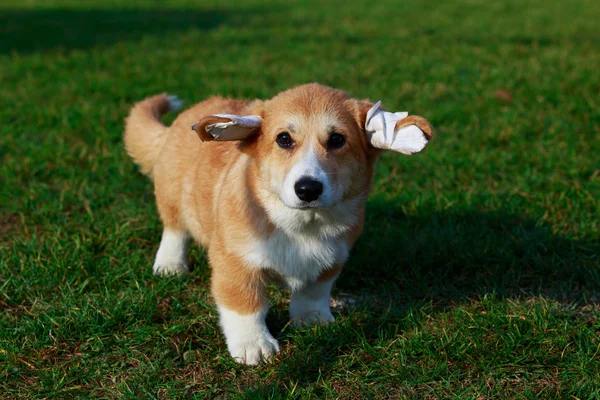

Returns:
240,230,349,292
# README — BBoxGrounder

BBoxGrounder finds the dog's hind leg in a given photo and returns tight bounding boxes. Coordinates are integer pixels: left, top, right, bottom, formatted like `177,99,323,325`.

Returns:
152,163,190,276
152,228,190,276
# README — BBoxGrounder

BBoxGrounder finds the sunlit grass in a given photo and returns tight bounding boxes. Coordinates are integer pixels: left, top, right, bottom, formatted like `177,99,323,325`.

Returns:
1,0,599,397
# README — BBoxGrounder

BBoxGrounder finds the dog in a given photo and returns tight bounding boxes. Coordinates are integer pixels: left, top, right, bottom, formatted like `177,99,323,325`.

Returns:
124,83,432,364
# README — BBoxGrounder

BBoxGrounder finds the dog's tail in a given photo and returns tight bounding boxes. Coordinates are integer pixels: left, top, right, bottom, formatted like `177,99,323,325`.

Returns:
124,93,182,177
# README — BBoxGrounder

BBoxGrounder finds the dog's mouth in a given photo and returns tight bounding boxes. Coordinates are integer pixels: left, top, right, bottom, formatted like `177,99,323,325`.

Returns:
287,202,324,210
281,198,341,211
279,194,335,210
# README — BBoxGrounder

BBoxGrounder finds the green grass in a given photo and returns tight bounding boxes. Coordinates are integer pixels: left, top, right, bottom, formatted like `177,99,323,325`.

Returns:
1,0,599,398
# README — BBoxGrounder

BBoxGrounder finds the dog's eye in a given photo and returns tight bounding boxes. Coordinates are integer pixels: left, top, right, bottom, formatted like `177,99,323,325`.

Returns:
327,133,346,150
276,132,294,149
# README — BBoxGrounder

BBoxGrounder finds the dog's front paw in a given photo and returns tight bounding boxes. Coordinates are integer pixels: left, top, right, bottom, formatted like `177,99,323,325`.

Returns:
290,308,335,328
228,335,280,365
218,305,280,365
152,262,189,276
289,292,335,327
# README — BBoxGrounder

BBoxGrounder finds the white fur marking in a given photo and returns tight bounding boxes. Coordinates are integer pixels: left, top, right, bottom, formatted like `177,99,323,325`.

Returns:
280,146,334,209
240,228,349,292
153,229,189,276
218,305,280,365
243,185,362,291
260,189,364,237
289,278,336,327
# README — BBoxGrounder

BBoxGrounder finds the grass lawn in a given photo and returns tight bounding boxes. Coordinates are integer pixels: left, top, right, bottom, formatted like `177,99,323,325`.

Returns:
1,0,599,398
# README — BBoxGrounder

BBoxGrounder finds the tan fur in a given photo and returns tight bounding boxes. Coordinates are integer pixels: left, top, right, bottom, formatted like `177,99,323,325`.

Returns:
124,83,431,318
209,245,267,314
396,115,433,139
254,86,377,205
123,94,174,176
193,115,238,142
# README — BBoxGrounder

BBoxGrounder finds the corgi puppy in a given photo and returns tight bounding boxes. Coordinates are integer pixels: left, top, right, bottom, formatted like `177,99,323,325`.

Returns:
124,83,432,364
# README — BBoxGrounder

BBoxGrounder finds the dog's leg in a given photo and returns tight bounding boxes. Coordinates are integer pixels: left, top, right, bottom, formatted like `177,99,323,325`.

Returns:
152,166,190,275
217,304,280,365
289,266,340,327
210,250,279,365
152,228,190,276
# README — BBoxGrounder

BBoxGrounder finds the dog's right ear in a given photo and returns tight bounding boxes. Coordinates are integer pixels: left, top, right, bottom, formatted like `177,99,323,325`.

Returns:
191,114,262,142
357,100,433,155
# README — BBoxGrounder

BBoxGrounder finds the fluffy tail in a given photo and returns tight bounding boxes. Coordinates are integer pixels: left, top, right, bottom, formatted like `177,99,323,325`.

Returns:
124,93,182,177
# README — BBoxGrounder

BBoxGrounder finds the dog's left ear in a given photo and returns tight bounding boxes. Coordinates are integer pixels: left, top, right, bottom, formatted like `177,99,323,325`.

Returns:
191,114,262,142
362,101,433,155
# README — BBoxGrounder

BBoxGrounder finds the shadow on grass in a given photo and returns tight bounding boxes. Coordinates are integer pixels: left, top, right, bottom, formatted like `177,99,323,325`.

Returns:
0,8,227,54
343,199,600,302
254,201,599,391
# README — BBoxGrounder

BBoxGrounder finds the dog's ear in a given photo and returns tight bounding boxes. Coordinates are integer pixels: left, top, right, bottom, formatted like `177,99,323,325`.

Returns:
191,114,262,142
361,101,432,155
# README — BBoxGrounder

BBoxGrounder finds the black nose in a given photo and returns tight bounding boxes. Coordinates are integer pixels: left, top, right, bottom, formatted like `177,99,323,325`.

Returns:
294,177,323,202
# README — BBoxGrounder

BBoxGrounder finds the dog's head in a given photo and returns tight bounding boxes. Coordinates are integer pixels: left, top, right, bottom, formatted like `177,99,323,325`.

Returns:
192,84,432,233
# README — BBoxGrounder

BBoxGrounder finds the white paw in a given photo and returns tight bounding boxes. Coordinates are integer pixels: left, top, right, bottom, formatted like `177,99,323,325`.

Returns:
153,262,189,276
153,229,189,276
228,335,280,365
218,305,280,365
165,94,183,112
290,309,335,328
289,280,336,328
